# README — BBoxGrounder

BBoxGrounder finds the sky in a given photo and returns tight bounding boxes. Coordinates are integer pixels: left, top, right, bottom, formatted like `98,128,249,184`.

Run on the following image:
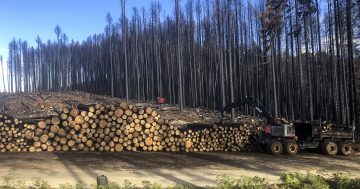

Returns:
0,0,328,61
0,0,328,92
0,0,175,92
0,0,175,61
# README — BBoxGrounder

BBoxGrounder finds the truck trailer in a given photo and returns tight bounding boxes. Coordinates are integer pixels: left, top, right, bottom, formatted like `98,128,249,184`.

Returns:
221,97,357,156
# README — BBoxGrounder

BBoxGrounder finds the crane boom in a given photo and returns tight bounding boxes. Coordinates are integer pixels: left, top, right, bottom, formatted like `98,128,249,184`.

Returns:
221,97,279,126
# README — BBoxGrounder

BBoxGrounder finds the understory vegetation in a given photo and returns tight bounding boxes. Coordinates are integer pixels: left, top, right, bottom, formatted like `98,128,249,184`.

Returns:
1,172,360,189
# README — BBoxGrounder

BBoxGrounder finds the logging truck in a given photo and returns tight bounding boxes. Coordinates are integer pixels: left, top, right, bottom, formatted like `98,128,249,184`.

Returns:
221,97,357,156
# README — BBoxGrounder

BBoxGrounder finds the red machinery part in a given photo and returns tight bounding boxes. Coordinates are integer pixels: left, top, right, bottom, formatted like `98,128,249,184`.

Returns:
157,97,166,104
264,125,271,134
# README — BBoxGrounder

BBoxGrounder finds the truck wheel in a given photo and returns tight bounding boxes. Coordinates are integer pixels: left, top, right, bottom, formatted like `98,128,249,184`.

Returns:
268,140,283,155
323,141,338,155
339,143,352,156
285,141,299,155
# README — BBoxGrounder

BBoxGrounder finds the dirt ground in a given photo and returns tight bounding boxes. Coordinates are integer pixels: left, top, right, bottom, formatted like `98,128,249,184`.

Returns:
0,151,359,188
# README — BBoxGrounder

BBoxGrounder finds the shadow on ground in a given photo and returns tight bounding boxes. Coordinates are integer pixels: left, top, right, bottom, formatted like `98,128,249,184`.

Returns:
1,151,359,186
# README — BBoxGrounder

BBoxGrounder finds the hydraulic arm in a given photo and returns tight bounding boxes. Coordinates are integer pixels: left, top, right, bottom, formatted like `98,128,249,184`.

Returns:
221,97,279,126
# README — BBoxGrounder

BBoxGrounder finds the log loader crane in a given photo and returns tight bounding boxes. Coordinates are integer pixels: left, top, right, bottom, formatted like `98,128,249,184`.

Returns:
221,97,356,156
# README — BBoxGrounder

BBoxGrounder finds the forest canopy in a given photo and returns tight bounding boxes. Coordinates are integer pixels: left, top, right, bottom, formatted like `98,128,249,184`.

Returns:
2,0,360,125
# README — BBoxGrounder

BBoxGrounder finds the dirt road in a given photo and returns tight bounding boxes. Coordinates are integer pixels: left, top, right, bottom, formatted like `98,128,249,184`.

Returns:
0,151,359,188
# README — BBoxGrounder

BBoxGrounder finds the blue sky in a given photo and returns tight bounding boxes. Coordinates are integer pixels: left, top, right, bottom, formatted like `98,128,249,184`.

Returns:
0,0,328,61
0,0,328,92
0,0,175,61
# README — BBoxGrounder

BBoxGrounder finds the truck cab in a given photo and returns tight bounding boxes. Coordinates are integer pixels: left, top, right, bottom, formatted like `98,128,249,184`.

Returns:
259,123,298,155
221,97,299,155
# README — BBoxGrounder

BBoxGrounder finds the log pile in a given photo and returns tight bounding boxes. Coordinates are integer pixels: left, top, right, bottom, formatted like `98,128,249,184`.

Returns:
0,102,259,152
179,123,258,152
0,114,26,152
321,121,334,132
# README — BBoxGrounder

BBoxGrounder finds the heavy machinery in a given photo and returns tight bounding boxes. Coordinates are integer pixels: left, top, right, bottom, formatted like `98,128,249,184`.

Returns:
221,97,356,156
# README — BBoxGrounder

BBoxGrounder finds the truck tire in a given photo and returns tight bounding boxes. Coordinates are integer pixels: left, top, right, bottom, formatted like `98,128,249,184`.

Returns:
339,143,352,156
268,140,283,155
323,141,338,155
285,141,299,155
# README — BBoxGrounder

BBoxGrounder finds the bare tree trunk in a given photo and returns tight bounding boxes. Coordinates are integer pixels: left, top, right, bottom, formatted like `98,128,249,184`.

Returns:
295,0,305,120
122,0,129,101
270,32,279,118
175,0,184,110
227,0,235,118
216,0,226,109
346,0,357,125
0,56,5,92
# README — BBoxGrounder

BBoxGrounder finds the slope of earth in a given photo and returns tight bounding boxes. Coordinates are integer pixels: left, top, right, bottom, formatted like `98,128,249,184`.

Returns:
0,91,258,127
0,91,123,119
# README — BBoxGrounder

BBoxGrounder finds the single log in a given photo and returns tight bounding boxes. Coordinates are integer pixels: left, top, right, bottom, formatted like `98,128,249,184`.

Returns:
38,121,47,129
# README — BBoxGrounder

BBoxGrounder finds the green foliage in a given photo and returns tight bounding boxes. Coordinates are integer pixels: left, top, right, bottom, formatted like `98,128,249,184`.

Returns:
237,176,269,189
280,172,302,188
0,175,26,189
58,183,85,189
280,172,329,189
142,181,162,189
332,173,360,189
94,182,123,189
1,172,360,189
58,183,74,189
29,177,51,189
216,175,269,189
108,182,122,189
170,184,197,189
121,180,136,189
75,183,85,189
216,175,237,189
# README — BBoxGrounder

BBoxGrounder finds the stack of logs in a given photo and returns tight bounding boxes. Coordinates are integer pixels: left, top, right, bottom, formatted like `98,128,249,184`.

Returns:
321,121,334,132
0,114,25,152
0,102,258,152
180,123,257,152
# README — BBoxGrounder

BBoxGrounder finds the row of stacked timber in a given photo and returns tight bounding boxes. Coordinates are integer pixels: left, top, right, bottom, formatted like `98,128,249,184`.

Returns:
0,102,258,152
180,123,258,152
